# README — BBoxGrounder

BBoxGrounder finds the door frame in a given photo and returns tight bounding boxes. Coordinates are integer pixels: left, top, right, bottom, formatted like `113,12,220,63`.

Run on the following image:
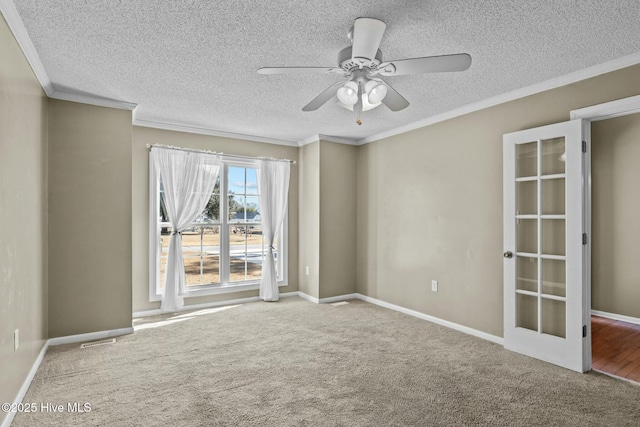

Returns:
569,94,640,371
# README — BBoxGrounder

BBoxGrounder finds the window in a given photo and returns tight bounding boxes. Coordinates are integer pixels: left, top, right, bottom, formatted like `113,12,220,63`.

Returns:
150,157,286,300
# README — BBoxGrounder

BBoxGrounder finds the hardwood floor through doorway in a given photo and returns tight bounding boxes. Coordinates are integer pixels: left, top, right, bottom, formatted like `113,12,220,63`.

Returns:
591,315,640,382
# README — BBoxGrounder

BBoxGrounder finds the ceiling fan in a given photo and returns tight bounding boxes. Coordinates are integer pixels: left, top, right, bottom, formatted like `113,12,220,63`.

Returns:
258,17,471,125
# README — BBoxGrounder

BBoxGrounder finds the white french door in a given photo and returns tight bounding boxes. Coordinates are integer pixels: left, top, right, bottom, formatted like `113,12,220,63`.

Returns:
503,119,589,372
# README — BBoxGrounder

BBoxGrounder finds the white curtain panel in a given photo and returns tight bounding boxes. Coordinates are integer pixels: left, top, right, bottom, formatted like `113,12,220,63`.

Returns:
257,159,290,301
152,147,221,312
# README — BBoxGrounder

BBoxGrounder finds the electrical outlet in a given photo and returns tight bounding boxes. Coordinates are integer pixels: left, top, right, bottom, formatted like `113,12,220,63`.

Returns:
306,266,310,275
14,329,19,352
431,280,438,292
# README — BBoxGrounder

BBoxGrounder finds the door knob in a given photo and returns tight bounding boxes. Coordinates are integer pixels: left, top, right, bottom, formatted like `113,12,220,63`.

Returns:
503,251,513,258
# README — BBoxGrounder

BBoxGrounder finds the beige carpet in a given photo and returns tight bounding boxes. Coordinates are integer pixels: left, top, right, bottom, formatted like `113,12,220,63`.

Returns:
13,297,640,426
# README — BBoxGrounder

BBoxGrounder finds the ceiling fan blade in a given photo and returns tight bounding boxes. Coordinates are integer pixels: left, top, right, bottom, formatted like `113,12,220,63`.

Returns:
379,53,472,76
380,80,409,111
302,82,344,111
351,18,386,62
258,67,344,75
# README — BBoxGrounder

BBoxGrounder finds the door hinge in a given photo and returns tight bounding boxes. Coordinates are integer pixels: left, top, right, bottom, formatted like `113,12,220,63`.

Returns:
582,140,587,153
582,233,588,245
583,325,587,338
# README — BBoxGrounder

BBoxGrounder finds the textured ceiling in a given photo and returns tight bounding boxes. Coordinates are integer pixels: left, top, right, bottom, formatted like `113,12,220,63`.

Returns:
11,0,640,143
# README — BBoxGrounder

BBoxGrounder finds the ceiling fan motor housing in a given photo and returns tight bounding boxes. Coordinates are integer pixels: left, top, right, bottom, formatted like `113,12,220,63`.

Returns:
338,46,383,74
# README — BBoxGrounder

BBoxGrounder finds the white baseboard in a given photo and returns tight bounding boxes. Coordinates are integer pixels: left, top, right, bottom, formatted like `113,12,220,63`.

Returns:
591,309,640,326
1,341,49,427
319,293,359,304
48,327,134,346
297,291,319,304
297,291,358,304
296,291,504,345
355,294,504,345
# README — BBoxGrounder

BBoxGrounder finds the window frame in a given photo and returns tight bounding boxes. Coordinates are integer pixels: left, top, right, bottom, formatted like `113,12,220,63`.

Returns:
149,155,287,302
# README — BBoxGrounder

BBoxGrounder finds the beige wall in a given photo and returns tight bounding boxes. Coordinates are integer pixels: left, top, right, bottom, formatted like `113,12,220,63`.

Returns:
298,141,320,298
0,14,48,417
132,126,299,312
357,64,640,337
48,99,132,337
591,113,640,318
297,140,357,300
319,141,357,298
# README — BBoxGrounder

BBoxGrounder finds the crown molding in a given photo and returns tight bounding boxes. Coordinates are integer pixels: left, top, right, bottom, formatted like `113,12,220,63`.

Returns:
134,118,300,147
298,134,320,147
359,51,640,145
0,0,53,95
319,134,360,145
298,134,360,147
50,90,138,111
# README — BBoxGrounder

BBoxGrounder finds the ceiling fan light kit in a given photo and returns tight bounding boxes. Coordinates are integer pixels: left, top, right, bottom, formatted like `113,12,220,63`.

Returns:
337,81,359,105
365,80,387,104
258,17,472,125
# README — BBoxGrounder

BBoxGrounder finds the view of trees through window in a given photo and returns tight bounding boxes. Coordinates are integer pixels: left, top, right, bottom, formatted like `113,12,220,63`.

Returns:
156,164,280,290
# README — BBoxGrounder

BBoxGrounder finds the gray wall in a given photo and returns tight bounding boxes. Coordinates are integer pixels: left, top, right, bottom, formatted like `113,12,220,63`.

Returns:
0,13,48,418
591,113,640,318
132,126,299,312
48,99,132,337
357,64,640,337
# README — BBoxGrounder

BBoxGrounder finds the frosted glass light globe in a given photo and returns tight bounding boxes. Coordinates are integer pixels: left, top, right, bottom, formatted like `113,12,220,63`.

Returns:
365,81,388,104
337,81,359,106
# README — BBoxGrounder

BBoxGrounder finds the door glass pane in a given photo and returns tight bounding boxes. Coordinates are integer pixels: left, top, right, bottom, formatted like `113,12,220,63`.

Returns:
541,298,566,338
517,219,537,254
542,220,565,256
516,142,537,178
541,137,565,175
541,178,565,215
517,181,537,215
542,259,566,297
517,294,538,332
517,256,538,292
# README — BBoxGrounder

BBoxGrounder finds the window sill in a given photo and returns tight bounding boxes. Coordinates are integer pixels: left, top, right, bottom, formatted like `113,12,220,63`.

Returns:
150,280,287,302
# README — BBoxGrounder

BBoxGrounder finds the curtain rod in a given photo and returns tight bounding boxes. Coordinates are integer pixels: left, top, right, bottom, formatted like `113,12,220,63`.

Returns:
146,143,296,164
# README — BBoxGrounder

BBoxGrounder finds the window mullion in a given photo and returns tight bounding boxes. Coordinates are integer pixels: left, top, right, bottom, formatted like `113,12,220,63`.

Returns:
220,163,230,283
